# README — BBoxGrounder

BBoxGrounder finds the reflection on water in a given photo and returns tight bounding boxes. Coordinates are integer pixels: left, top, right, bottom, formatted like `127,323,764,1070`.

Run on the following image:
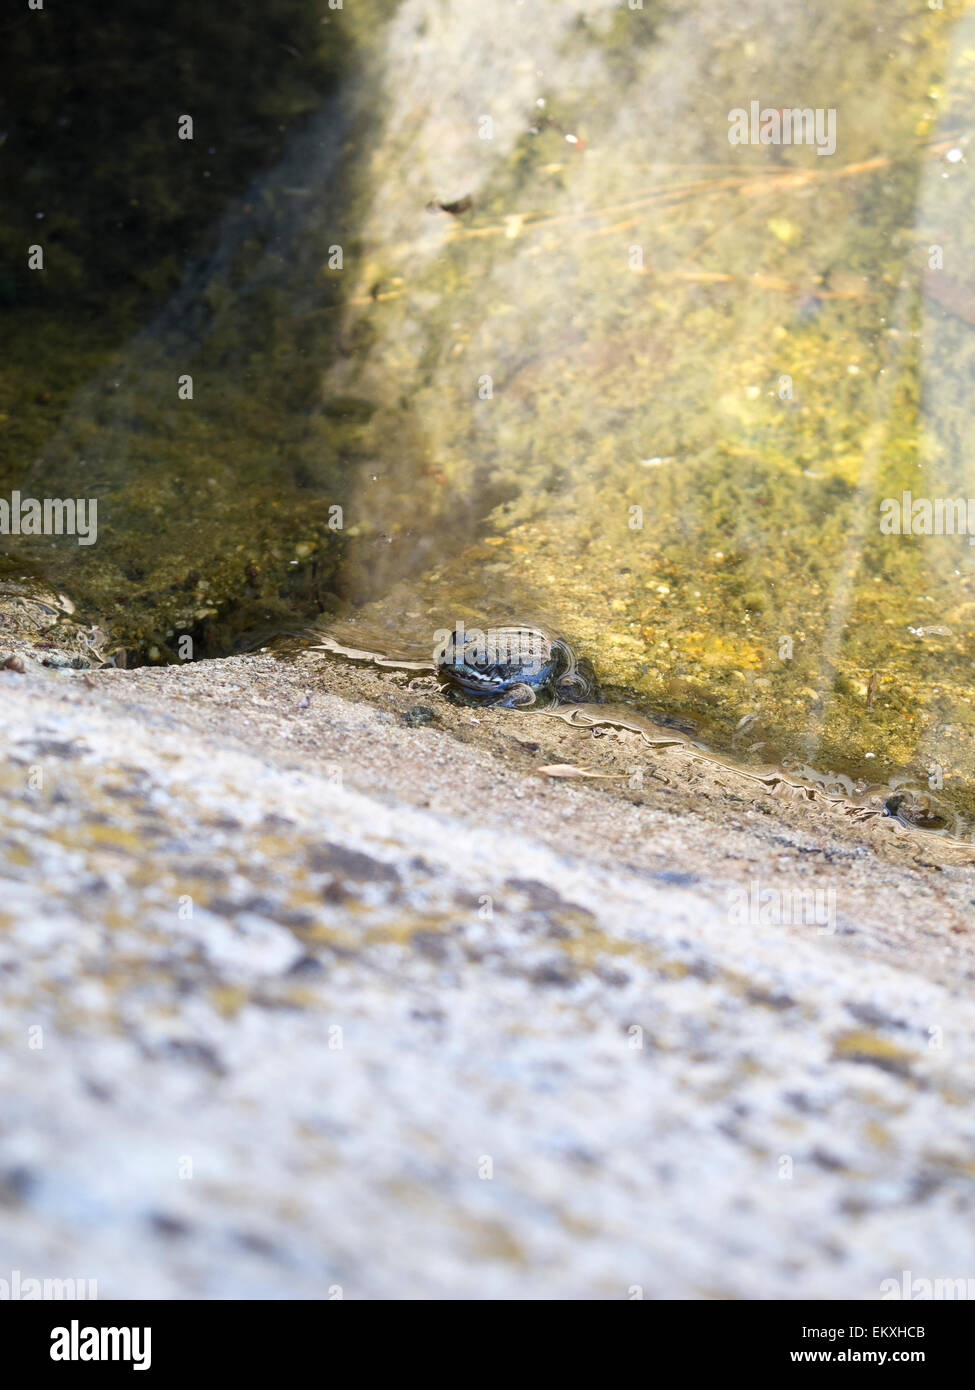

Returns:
7,0,975,827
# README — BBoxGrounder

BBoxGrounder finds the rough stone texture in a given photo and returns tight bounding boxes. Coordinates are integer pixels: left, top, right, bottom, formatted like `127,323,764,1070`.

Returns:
1,647,974,1299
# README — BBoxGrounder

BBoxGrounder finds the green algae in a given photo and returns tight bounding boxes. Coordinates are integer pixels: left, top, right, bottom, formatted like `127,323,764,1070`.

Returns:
303,0,975,829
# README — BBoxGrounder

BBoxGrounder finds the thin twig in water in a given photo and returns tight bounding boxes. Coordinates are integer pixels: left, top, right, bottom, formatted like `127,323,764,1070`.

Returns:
866,672,879,713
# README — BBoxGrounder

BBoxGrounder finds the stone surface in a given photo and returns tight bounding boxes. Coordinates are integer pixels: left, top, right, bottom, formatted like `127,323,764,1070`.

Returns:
1,646,974,1298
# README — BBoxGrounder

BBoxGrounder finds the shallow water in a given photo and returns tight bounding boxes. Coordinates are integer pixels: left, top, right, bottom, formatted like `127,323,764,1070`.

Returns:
7,0,975,829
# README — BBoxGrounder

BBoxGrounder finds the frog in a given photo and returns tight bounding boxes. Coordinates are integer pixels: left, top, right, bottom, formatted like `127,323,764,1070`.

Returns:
432,623,598,707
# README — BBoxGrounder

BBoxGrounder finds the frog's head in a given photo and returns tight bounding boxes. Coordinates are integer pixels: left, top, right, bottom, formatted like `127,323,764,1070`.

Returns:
434,624,558,698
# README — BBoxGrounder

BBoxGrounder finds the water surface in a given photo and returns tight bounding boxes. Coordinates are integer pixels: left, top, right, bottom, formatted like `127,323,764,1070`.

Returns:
6,0,975,828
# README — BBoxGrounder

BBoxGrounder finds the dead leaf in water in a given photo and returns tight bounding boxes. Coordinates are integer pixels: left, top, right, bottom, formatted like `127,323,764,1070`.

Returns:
538,764,625,779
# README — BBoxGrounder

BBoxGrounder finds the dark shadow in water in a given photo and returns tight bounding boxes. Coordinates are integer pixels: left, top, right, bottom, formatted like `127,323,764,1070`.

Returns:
2,1,385,661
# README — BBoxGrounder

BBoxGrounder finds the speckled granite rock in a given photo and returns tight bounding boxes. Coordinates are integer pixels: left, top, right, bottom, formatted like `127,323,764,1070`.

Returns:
0,647,974,1298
